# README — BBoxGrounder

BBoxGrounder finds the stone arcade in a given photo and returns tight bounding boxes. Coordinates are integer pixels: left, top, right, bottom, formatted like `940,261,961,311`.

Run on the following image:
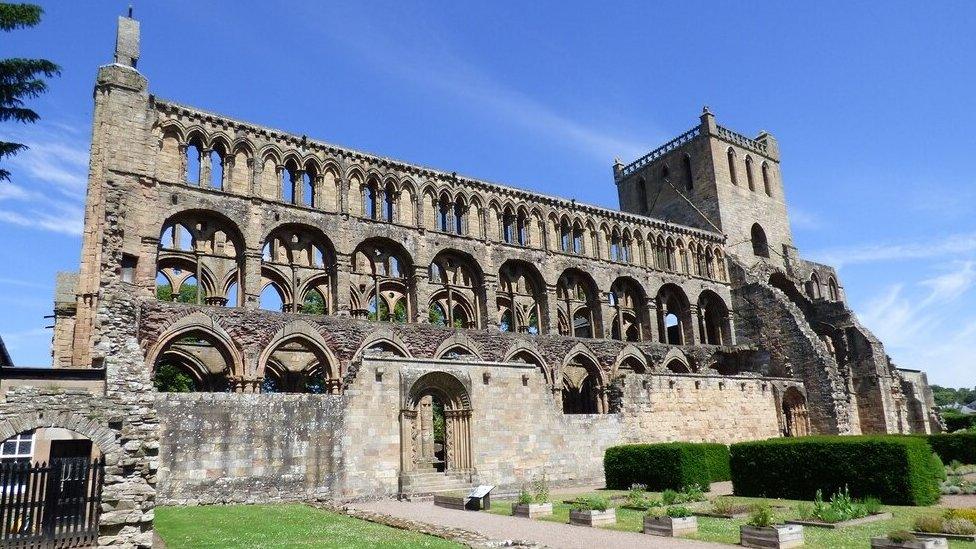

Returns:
0,14,941,546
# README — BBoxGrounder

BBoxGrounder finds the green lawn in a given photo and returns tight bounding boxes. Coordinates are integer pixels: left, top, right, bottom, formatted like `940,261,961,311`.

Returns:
488,491,976,549
155,504,462,549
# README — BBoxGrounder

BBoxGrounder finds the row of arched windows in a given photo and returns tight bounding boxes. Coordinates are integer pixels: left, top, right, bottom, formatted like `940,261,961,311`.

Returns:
159,125,727,282
155,212,733,346
727,147,773,196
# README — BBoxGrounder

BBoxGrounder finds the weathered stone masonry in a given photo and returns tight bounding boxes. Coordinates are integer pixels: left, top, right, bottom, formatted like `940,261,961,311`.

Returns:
0,13,940,544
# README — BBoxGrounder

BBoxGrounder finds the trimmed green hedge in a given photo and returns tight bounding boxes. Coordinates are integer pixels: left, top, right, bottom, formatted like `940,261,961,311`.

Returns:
604,442,725,491
942,412,976,433
699,443,731,482
729,436,942,506
925,433,976,465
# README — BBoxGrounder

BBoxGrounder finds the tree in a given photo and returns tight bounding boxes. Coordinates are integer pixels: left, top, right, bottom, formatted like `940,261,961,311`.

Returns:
0,3,60,182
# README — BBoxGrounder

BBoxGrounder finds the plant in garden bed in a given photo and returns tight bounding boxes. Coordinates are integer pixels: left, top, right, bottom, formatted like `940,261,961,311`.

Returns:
643,506,697,537
793,486,883,523
662,485,707,505
912,511,976,536
740,502,804,549
704,496,753,517
512,475,553,518
626,483,661,510
568,495,615,527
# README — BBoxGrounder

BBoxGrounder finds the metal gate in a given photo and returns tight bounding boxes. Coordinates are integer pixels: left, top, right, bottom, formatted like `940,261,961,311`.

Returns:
0,458,104,548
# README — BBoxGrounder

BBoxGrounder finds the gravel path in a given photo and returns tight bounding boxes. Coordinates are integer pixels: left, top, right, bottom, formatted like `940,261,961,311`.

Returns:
351,500,727,549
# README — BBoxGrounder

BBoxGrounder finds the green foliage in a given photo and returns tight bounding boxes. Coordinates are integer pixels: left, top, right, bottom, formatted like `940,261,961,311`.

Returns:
661,489,678,506
912,515,944,533
152,363,194,393
301,291,325,314
931,385,976,407
711,497,741,515
747,501,775,528
571,495,610,512
431,400,445,444
942,411,976,432
0,3,60,182
863,496,883,515
626,484,650,509
943,517,976,535
666,506,694,518
156,282,202,304
729,436,942,505
946,508,976,523
604,442,714,491
887,530,916,543
531,473,549,504
699,443,732,482
925,433,976,464
516,487,533,505
802,487,873,523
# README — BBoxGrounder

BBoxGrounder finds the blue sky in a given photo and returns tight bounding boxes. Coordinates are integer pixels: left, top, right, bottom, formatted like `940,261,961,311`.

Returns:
1,2,974,387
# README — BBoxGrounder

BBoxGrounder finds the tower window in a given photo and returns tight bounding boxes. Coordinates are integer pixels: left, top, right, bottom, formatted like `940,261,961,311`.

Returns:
751,223,769,258
727,148,737,186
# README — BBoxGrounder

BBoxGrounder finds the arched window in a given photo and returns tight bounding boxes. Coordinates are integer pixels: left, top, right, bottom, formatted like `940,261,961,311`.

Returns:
808,272,822,300
683,154,693,191
751,223,770,258
428,251,482,329
610,231,621,262
302,168,316,208
261,336,340,394
610,278,644,342
185,142,202,185
516,211,528,246
384,182,397,222
502,210,516,243
657,284,690,345
453,200,464,234
562,354,606,414
209,149,224,190
157,212,242,307
259,283,285,312
263,224,336,314
727,148,737,186
437,196,451,232
153,330,237,392
745,155,755,191
572,224,584,255
698,291,731,345
351,239,412,323
498,261,545,335
557,270,600,338
281,162,299,204
661,164,670,181
828,277,839,301
559,219,571,252
364,182,381,220
761,162,772,196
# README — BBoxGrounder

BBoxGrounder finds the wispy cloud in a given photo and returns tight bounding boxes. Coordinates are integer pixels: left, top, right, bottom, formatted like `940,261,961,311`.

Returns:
789,206,824,232
0,122,89,236
858,261,976,386
809,232,976,268
306,8,652,163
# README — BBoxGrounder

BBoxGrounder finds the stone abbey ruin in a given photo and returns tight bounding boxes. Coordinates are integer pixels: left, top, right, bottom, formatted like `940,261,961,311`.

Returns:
0,14,942,546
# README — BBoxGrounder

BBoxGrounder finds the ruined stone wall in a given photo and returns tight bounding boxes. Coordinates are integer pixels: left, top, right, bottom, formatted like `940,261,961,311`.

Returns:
154,355,783,503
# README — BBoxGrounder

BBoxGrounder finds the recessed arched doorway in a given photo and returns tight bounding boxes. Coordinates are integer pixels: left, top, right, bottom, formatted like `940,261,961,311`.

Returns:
781,387,811,437
400,372,473,476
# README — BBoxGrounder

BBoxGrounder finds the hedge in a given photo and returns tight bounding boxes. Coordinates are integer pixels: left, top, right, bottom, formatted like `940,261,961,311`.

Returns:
729,436,942,506
699,443,731,482
604,442,725,491
925,433,976,465
942,412,976,433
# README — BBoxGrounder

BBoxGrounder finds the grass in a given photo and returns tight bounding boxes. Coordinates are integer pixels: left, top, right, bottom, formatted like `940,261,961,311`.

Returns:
486,491,976,549
155,504,462,549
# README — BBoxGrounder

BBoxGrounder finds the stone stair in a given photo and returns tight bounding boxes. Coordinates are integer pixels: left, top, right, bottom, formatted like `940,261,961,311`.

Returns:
398,470,476,500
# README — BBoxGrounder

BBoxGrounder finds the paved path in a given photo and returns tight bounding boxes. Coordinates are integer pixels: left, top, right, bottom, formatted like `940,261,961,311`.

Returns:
351,500,727,549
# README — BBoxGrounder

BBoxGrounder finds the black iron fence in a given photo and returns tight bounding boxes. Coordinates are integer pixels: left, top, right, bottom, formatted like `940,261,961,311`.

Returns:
0,458,104,548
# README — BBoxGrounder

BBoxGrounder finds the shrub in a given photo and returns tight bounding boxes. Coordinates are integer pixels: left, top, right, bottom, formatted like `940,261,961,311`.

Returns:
913,515,944,533
661,489,678,506
667,506,694,518
887,530,916,543
516,487,533,505
947,508,976,523
943,412,976,433
806,487,870,523
626,484,650,509
926,433,976,465
730,436,942,505
747,501,775,528
711,497,738,515
572,496,610,512
942,518,976,535
863,496,883,515
931,452,947,481
604,443,712,491
532,474,550,504
699,443,732,482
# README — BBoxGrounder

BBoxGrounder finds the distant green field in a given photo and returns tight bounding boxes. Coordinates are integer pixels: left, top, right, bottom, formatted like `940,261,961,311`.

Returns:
155,504,461,549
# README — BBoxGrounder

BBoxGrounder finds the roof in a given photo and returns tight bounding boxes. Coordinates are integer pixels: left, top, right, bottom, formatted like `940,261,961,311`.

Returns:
0,334,12,367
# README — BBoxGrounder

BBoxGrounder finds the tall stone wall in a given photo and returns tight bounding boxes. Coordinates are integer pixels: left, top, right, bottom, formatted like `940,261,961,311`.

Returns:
155,356,781,503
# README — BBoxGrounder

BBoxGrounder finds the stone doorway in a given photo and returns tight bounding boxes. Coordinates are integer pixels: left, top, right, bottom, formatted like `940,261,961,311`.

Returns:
400,372,473,478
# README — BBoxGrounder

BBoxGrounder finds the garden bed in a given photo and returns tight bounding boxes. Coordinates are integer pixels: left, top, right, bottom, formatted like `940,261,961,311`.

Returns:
787,511,892,529
910,531,976,542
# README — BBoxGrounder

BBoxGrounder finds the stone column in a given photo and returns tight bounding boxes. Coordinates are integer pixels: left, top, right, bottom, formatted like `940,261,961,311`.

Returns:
334,254,352,317
482,273,500,330
293,169,305,206
178,144,188,183
688,303,702,345
242,248,263,310
545,283,561,336
200,148,212,188
414,274,433,324
644,298,659,343
399,409,417,473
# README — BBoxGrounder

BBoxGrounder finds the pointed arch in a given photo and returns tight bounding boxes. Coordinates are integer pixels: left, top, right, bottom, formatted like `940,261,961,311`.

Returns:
434,333,484,361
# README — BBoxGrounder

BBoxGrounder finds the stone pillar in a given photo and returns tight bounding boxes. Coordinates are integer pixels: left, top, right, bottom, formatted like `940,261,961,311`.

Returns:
178,144,188,183
688,303,702,345
400,409,417,474
334,255,352,316
247,156,257,196
644,299,659,343
293,169,305,206
200,148,212,188
482,274,500,330
545,283,560,336
414,274,433,324
242,249,263,310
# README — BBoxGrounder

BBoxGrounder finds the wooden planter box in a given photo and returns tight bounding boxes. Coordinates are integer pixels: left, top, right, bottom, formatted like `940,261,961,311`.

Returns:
740,524,804,548
644,515,698,537
871,537,948,549
569,508,616,527
911,532,976,542
512,502,553,518
432,494,466,511
787,512,892,529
